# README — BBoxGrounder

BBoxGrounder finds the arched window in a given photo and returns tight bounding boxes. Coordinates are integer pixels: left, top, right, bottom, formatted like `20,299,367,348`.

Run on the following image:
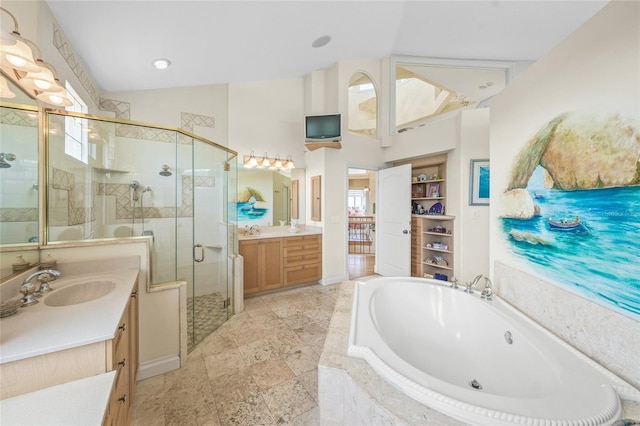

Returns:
348,72,377,138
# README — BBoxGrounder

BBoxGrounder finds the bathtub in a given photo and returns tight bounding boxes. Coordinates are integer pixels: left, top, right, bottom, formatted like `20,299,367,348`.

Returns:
347,277,640,426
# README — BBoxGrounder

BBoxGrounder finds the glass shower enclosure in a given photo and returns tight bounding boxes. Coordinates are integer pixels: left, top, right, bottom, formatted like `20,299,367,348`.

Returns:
44,110,238,351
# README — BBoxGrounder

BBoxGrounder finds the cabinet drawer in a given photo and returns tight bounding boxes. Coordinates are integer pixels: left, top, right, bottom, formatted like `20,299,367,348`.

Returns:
284,263,321,286
283,234,321,247
283,244,320,258
106,360,127,425
112,317,128,364
283,252,321,267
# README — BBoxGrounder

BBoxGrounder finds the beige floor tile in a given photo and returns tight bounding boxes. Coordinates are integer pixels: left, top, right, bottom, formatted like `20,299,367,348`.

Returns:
211,370,260,408
286,406,320,426
216,394,275,426
238,338,280,366
284,345,320,376
204,347,248,380
261,377,317,423
133,283,338,426
250,357,295,390
198,332,237,357
296,368,319,403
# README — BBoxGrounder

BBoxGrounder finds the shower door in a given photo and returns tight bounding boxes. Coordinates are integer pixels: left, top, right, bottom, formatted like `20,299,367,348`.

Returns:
186,138,233,350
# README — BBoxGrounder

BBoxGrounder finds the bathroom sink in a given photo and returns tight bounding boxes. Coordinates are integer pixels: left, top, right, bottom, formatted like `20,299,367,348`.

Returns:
44,280,116,307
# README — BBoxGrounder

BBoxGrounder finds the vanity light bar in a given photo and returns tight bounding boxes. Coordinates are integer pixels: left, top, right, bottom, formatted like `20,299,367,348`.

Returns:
243,152,295,170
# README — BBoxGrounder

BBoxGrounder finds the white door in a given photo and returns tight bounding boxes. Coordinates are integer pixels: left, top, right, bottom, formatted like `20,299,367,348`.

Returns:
376,164,411,276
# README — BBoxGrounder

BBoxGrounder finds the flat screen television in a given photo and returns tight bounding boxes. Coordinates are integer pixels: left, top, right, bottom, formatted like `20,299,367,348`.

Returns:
305,114,341,142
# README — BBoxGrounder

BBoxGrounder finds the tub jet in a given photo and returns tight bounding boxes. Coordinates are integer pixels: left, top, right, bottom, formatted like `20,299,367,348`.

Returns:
469,379,483,390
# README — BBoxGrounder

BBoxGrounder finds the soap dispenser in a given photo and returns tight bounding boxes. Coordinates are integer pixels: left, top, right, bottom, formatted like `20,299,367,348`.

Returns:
11,255,30,273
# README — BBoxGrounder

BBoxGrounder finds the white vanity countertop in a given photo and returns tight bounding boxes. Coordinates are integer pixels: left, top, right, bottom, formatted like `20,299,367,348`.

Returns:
0,371,115,425
239,228,322,240
0,267,139,364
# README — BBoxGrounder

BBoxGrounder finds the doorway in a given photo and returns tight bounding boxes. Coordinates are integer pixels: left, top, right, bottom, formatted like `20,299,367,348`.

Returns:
347,168,377,279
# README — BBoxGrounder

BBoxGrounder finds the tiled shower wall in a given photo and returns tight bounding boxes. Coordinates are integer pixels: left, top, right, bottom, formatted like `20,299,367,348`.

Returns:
0,108,38,244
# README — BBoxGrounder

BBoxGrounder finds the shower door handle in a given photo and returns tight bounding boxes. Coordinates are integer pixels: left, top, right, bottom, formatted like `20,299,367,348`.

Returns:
193,244,205,263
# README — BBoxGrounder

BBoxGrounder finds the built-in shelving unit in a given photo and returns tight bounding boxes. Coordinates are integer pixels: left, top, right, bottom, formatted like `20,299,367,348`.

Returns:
397,153,454,281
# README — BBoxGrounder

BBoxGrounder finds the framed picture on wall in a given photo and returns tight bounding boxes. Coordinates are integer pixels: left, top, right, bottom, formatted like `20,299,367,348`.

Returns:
469,159,490,205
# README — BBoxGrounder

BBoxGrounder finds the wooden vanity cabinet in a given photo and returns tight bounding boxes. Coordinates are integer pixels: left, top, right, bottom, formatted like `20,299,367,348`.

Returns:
104,283,138,426
283,234,322,287
240,238,284,296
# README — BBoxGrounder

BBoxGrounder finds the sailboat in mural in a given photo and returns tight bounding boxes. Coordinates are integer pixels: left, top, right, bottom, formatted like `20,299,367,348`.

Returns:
548,216,587,231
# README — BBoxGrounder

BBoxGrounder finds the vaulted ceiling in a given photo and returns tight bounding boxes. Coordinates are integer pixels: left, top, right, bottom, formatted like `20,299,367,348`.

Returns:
45,1,609,93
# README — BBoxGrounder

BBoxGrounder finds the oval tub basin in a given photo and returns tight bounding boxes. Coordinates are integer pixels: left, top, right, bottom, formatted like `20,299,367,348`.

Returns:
347,277,640,426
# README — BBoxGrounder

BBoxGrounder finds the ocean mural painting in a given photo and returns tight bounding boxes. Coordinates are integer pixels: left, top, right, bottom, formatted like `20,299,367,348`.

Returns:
236,186,269,220
498,111,640,319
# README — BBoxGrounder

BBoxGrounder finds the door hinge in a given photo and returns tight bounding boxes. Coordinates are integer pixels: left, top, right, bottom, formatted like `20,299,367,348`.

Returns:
223,297,231,309
224,162,230,172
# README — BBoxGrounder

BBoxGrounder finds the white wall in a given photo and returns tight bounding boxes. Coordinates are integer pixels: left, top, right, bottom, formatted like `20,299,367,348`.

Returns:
228,79,305,168
490,0,640,389
105,84,229,144
456,109,490,282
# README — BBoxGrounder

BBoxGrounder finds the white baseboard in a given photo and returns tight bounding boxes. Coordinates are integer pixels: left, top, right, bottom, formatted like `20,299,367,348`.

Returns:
137,355,181,381
320,275,348,285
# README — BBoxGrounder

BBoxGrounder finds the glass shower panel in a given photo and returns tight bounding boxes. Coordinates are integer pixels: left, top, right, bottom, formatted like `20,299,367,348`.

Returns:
43,110,238,352
187,137,232,350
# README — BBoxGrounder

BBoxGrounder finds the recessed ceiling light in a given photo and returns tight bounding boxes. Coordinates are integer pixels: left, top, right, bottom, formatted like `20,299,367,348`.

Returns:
311,35,331,48
152,58,171,70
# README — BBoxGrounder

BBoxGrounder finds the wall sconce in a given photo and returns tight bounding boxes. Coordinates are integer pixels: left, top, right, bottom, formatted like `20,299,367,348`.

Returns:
0,7,73,107
243,152,296,171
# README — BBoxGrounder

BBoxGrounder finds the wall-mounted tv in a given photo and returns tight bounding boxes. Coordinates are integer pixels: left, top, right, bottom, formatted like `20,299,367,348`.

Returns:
305,114,341,142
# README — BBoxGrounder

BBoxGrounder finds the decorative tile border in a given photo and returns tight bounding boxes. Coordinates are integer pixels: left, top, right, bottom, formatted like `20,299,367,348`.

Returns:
0,208,38,222
99,98,131,120
50,168,94,226
115,123,179,143
52,23,100,106
99,175,214,221
0,109,37,127
48,169,216,226
181,112,215,132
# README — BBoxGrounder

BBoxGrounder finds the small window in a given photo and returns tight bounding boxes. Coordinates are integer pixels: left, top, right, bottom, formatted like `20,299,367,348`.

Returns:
348,189,367,214
348,72,377,138
64,82,88,163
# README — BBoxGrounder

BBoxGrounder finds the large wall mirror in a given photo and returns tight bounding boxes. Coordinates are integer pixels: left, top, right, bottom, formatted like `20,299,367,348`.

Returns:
0,75,40,279
389,56,515,135
237,167,305,228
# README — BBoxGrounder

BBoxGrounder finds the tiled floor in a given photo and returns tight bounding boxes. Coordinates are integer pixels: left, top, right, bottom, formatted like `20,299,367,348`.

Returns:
132,283,342,426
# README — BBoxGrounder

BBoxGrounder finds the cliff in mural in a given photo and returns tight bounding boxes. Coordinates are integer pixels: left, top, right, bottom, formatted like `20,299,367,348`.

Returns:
501,111,640,219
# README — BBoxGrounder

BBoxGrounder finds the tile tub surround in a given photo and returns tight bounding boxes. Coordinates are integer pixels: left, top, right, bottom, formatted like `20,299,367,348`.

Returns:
131,282,340,425
495,261,640,392
318,280,640,425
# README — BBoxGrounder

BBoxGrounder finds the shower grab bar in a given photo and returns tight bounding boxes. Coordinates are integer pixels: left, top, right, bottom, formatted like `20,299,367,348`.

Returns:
193,244,205,263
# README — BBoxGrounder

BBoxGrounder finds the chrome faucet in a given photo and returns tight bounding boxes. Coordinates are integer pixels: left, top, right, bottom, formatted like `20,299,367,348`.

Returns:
469,274,493,300
20,269,61,306
245,224,259,236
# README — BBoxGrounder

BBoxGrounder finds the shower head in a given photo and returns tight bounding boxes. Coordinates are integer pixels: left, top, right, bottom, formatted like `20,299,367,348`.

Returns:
159,164,172,177
0,152,16,168
142,186,151,193
130,180,140,190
